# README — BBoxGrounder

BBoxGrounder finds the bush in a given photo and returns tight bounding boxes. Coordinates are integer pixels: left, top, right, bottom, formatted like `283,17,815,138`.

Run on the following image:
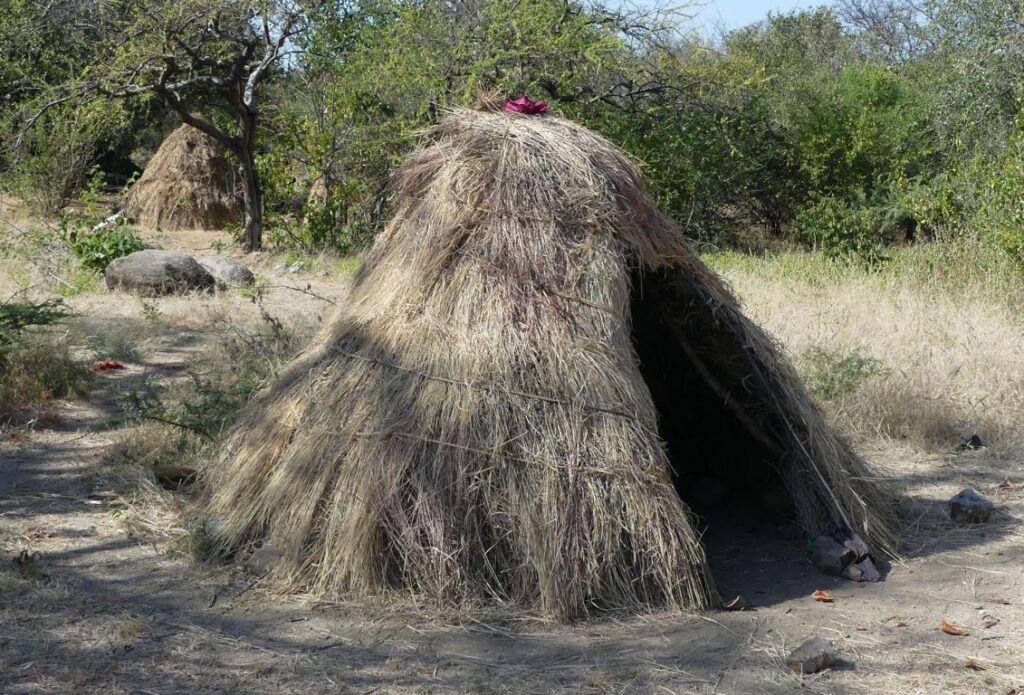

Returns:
795,193,906,266
1,99,134,214
802,346,886,400
0,298,70,349
0,298,91,426
971,119,1024,269
67,221,149,272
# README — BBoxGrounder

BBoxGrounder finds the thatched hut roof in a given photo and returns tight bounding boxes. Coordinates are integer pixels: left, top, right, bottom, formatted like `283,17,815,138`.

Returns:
205,108,898,620
123,124,241,231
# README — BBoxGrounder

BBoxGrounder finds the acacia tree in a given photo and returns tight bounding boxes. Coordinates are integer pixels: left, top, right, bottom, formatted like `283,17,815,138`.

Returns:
12,0,310,251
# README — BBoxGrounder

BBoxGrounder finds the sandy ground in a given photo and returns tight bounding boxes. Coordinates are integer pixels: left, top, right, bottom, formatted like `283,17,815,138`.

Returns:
1,224,1023,694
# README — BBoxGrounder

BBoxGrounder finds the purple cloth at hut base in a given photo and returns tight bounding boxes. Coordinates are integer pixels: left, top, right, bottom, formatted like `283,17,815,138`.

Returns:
833,528,881,582
505,96,549,115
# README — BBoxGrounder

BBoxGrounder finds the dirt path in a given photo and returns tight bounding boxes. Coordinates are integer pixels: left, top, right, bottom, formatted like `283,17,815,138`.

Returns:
1,249,1023,693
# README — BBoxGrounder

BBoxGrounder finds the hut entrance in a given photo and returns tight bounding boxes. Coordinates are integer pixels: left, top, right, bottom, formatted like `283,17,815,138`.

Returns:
630,270,792,525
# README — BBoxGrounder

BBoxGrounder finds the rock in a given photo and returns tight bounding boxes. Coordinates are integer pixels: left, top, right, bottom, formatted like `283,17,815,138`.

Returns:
841,562,863,581
105,250,216,296
844,556,882,582
949,488,993,524
810,535,855,576
785,637,837,674
198,255,255,287
958,434,985,451
249,544,282,574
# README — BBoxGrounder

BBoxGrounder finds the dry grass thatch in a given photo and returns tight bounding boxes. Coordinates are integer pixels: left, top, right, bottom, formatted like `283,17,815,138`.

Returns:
204,108,899,620
123,124,241,231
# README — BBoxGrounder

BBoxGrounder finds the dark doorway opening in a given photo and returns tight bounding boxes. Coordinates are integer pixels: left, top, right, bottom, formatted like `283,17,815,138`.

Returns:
631,269,814,602
629,269,793,524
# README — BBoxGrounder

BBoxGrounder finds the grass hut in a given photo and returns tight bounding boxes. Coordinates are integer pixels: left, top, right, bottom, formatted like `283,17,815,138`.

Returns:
123,124,241,231
205,107,898,620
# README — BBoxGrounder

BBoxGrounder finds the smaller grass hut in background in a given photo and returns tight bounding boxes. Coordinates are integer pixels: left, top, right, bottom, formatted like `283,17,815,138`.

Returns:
123,124,241,231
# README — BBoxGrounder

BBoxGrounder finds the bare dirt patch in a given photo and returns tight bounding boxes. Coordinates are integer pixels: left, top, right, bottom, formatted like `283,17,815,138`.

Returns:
2,240,1023,694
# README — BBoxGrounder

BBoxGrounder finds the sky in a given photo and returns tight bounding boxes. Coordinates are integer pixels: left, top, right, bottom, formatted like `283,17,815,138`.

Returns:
689,0,831,34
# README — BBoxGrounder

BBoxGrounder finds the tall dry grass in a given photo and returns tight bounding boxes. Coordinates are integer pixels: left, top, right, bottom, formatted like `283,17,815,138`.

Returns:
706,242,1024,458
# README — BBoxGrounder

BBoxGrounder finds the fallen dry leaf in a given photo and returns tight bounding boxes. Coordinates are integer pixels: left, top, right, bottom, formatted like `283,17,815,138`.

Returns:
964,658,987,671
982,614,1000,629
891,619,908,628
985,597,1011,605
811,589,834,602
997,478,1024,491
939,619,969,636
722,595,746,611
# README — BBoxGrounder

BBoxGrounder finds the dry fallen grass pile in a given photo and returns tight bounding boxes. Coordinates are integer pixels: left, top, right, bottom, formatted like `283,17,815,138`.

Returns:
123,124,241,231
204,107,898,620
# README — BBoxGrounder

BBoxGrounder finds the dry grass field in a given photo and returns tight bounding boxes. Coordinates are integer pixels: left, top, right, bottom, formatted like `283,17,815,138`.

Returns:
1,208,1023,694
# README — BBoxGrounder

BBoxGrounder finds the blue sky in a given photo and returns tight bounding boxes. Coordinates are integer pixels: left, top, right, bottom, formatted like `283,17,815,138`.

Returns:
690,0,831,34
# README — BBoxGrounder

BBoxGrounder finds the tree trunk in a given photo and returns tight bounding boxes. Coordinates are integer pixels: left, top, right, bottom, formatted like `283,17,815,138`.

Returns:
239,150,263,252
238,112,262,252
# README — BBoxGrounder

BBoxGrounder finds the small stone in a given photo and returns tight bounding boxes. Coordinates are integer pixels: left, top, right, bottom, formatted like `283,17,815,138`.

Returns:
949,488,993,524
810,536,855,576
249,544,282,574
198,255,255,287
785,637,837,674
105,250,216,296
841,563,863,581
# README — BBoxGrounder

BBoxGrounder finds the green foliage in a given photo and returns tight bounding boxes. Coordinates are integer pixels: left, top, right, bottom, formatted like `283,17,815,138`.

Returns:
334,256,362,277
970,116,1024,269
0,297,91,424
139,299,162,323
0,298,71,351
67,222,149,272
2,99,134,213
794,193,900,267
802,346,887,400
4,0,1024,263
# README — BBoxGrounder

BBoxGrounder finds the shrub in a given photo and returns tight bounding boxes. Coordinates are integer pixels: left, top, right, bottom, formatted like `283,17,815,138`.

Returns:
795,193,903,266
67,221,149,272
802,346,886,400
0,298,91,426
971,119,1024,269
0,298,70,349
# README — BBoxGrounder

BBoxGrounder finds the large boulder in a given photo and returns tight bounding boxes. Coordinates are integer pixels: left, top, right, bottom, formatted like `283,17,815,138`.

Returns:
105,250,216,296
198,255,255,287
